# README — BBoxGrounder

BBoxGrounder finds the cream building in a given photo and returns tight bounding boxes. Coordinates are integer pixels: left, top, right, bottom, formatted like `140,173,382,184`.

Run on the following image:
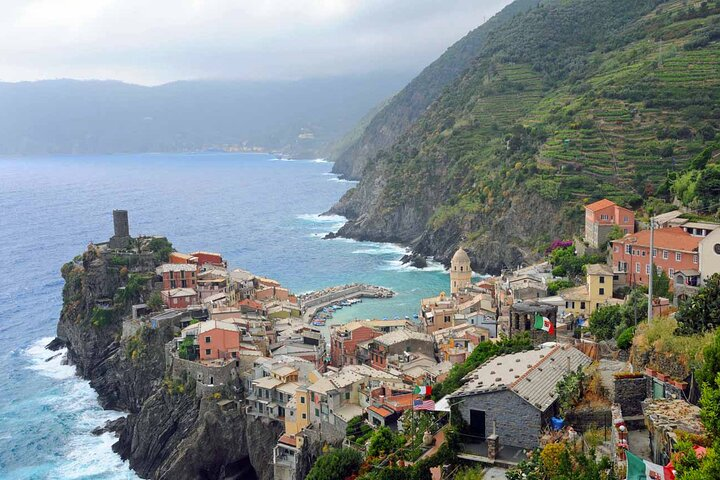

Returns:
560,264,616,317
699,229,720,284
451,247,472,294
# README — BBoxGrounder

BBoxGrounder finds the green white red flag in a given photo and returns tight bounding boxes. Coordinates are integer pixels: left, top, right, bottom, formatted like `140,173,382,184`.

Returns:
627,450,674,480
534,314,555,334
413,385,432,395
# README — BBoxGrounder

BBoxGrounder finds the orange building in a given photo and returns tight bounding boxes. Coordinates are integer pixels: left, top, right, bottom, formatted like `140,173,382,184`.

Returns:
169,252,197,264
191,251,226,268
611,227,700,286
198,320,244,360
585,199,635,248
156,263,198,290
330,322,381,367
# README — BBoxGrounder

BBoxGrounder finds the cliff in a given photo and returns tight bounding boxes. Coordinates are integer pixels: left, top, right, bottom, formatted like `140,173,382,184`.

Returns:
330,0,720,272
51,244,305,480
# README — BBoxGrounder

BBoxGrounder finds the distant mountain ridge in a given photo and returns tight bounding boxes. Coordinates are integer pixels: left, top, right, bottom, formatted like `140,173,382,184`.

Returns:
0,73,410,156
329,0,544,179
331,0,720,273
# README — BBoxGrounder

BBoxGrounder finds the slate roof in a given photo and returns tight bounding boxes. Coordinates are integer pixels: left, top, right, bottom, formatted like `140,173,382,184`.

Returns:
448,345,591,412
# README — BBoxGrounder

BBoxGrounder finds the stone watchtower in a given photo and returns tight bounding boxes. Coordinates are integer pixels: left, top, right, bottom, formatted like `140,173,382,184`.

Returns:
450,247,472,295
109,209,132,249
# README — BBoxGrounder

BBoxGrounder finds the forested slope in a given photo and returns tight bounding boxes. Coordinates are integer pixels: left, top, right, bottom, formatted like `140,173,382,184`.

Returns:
332,0,720,273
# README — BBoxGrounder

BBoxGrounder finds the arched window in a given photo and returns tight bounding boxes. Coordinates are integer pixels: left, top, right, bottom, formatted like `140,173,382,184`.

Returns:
460,266,464,272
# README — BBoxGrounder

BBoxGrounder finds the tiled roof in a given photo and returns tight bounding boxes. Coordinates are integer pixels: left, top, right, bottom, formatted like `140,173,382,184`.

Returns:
614,227,700,253
156,263,197,273
585,199,616,211
585,264,613,276
374,330,433,346
165,288,197,298
368,405,395,418
448,345,591,412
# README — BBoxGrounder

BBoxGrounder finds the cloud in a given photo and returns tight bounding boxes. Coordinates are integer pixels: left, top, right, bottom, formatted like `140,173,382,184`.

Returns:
0,0,512,85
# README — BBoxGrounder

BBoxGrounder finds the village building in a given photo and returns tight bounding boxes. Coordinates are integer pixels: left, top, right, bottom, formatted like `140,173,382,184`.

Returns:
698,228,720,284
368,330,435,370
161,287,199,308
191,251,226,268
420,293,457,334
611,227,700,287
584,199,635,248
434,323,490,363
559,263,617,317
156,263,198,290
168,251,198,264
447,344,591,451
450,247,473,295
245,356,316,423
507,302,557,345
330,322,382,367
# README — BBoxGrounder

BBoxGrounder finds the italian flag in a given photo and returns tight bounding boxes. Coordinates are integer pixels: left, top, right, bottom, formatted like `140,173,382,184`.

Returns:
413,385,432,395
627,450,674,480
534,313,555,334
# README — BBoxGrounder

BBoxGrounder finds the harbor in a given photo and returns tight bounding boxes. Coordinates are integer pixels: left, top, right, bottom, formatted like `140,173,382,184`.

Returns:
298,283,395,325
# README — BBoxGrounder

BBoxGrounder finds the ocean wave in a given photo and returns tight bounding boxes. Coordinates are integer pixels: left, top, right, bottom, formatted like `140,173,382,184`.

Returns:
25,336,76,380
311,158,331,164
296,213,346,223
351,243,409,256
326,177,358,184
380,258,448,273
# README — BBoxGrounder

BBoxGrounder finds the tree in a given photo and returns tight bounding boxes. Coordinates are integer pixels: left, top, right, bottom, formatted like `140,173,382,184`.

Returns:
148,237,174,263
548,279,574,295
677,274,720,334
589,305,624,340
700,375,720,441
306,448,363,480
367,426,404,457
147,292,164,311
652,265,671,299
698,329,720,388
455,466,486,480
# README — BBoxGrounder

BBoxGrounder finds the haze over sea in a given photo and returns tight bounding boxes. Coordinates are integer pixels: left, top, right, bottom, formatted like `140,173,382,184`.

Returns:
0,153,449,479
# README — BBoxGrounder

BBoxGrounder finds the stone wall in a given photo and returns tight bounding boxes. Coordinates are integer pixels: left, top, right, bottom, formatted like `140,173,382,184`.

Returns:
458,389,542,450
613,375,647,416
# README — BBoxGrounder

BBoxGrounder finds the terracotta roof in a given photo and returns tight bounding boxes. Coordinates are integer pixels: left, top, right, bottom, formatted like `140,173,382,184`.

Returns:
613,227,700,253
278,434,297,447
368,405,395,418
585,199,616,211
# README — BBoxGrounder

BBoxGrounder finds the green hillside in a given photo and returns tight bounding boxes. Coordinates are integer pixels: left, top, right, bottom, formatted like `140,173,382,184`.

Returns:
333,0,720,272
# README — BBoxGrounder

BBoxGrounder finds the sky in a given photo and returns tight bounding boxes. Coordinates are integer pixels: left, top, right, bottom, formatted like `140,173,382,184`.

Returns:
0,0,513,86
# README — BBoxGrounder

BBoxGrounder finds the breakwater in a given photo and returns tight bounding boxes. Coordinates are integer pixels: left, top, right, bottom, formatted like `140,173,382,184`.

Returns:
299,284,394,319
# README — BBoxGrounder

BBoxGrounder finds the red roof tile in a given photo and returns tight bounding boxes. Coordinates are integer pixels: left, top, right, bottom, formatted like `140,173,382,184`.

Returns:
613,227,700,253
368,405,394,418
586,199,616,211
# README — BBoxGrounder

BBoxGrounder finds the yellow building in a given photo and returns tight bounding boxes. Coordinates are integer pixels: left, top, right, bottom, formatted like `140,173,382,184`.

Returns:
560,264,615,317
450,247,472,295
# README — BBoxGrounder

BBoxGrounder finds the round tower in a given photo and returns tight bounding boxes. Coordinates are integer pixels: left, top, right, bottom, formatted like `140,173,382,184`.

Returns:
450,247,472,295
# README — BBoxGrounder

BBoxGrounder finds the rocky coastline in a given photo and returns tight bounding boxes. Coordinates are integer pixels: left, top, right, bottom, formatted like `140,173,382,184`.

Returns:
48,243,314,480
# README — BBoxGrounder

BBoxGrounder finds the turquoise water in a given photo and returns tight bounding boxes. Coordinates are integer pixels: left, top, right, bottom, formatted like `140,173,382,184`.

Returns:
0,153,450,479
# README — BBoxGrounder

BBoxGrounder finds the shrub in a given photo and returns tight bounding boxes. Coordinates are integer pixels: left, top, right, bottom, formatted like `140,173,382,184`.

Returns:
589,305,624,341
306,448,363,480
548,279,574,295
616,326,635,350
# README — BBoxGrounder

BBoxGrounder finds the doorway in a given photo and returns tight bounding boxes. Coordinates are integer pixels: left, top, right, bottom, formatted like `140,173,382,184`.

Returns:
470,409,486,440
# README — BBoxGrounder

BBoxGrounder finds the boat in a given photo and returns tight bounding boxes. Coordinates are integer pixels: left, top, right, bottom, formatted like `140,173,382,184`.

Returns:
312,319,326,326
413,314,419,319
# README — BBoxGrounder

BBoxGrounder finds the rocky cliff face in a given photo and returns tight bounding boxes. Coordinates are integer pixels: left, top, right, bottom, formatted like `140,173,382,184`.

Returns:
52,245,297,479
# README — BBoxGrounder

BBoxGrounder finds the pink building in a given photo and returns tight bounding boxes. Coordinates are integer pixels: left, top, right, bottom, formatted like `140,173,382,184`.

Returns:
611,227,700,287
197,321,244,360
585,199,635,248
161,288,199,308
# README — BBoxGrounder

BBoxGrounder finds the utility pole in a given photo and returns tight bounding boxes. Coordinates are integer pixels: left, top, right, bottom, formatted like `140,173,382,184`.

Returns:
648,210,655,322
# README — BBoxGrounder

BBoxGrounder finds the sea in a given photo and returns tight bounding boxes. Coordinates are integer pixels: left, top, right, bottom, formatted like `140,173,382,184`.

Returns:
0,153,451,479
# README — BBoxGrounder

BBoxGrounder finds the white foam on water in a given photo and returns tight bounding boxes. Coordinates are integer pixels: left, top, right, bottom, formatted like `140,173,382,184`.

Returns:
380,258,448,273
24,337,138,479
327,177,358,184
296,213,346,223
311,158,331,164
351,243,409,256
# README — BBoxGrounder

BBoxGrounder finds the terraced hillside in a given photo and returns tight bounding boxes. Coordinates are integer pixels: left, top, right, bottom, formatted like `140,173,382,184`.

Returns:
332,0,720,273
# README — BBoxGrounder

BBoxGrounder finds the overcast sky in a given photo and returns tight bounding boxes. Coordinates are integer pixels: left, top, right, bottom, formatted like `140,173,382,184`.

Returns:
0,0,512,85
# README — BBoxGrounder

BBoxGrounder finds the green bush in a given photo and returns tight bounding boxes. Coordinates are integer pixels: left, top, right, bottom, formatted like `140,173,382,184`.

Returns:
548,279,574,295
616,326,635,350
306,448,363,480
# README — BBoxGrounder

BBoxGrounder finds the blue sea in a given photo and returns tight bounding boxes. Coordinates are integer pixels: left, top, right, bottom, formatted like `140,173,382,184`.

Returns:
0,153,450,479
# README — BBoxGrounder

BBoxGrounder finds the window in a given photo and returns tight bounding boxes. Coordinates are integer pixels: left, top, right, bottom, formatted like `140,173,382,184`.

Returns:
623,216,629,223
599,276,605,284
663,250,669,260
580,302,586,310
693,254,698,264
302,413,306,419
676,252,682,262
641,251,646,257
601,214,609,220
300,397,305,404
653,248,657,257
669,268,675,276
599,288,605,295
646,264,650,274
205,349,211,355
345,392,350,400
635,262,641,273
460,266,463,272
315,408,320,417
205,336,211,343
614,246,619,253
625,245,632,254
565,302,570,309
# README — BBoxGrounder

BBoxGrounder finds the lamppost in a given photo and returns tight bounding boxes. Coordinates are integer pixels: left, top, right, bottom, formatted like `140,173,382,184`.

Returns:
647,210,656,323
